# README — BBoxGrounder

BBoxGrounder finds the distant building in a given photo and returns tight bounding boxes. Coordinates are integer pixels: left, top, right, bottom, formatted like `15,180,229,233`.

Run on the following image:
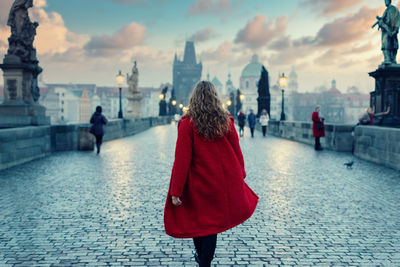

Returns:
240,54,263,113
173,41,202,105
79,89,92,123
288,68,298,92
0,85,3,102
40,87,60,124
211,76,224,97
290,79,370,124
225,73,235,94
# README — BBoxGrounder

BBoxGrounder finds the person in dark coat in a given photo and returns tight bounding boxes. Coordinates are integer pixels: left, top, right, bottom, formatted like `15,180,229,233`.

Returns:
247,109,256,138
164,81,258,267
312,105,325,151
237,111,246,137
90,106,108,154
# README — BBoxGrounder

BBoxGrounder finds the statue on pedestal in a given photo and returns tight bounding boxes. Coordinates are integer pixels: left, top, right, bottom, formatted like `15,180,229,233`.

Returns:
372,0,400,65
0,0,49,127
368,0,400,126
127,61,139,96
126,61,142,118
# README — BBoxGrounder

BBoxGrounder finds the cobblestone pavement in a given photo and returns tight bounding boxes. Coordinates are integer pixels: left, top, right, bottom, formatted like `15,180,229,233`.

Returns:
0,123,399,266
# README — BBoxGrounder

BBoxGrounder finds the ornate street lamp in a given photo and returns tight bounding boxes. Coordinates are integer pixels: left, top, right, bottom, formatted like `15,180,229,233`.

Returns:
279,73,288,121
116,70,125,119
178,103,184,115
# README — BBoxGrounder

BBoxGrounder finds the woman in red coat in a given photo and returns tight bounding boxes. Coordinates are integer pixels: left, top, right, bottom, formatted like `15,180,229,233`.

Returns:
312,105,325,151
164,81,258,267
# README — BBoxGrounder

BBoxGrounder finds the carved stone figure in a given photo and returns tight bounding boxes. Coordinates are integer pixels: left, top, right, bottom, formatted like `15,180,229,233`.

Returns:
373,0,400,65
0,0,49,126
3,0,42,102
126,61,142,118
127,61,139,96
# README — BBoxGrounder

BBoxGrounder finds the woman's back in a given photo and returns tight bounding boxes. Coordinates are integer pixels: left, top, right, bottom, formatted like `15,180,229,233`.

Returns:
164,116,257,238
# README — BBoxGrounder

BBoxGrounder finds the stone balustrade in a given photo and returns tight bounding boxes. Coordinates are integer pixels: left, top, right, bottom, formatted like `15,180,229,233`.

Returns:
354,126,400,171
0,117,171,170
256,120,400,171
262,120,354,152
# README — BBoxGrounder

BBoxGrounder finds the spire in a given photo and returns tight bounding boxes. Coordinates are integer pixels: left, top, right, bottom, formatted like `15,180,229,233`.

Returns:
174,53,178,63
207,72,210,81
183,41,197,65
332,79,336,89
251,54,259,63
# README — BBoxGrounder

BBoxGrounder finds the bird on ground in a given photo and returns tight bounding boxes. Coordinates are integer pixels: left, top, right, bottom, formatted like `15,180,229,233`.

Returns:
344,161,354,169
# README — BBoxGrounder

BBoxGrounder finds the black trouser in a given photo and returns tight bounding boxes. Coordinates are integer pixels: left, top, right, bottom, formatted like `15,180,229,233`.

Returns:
239,126,244,137
315,137,321,150
250,127,255,138
95,134,103,152
193,234,217,267
262,126,267,137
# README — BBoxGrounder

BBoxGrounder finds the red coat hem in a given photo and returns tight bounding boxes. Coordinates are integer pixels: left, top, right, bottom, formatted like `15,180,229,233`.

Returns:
164,195,258,238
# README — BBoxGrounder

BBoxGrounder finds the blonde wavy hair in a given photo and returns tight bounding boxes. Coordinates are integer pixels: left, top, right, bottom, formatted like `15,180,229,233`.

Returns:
187,81,231,139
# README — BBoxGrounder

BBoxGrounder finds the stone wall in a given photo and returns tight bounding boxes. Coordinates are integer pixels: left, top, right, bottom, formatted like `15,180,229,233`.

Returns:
0,117,171,170
262,120,354,152
0,126,51,170
354,126,400,171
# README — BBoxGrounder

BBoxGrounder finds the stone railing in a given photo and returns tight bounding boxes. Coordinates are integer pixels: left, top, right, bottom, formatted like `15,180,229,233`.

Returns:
256,120,400,171
261,120,354,152
0,117,171,170
354,126,400,171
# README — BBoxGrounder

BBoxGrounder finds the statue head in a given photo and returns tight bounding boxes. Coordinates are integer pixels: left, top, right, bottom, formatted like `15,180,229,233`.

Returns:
385,0,391,7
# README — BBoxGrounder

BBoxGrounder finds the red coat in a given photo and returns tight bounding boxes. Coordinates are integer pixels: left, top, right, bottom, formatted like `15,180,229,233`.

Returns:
164,117,258,238
312,111,325,137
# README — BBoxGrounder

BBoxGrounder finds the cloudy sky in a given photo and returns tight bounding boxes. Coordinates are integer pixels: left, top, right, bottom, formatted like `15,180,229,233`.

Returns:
0,0,391,92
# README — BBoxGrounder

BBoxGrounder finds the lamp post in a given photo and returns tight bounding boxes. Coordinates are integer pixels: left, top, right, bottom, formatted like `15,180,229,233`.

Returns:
279,73,288,121
236,89,243,115
116,70,125,119
171,100,177,115
179,103,184,115
159,93,167,116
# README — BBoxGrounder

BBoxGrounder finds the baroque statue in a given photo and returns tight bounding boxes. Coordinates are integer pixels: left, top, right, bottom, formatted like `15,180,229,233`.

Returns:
5,0,42,102
0,0,50,127
126,61,142,118
127,61,139,97
372,0,400,65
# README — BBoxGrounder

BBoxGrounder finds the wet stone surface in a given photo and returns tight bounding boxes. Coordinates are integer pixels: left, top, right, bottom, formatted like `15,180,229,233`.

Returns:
0,124,399,266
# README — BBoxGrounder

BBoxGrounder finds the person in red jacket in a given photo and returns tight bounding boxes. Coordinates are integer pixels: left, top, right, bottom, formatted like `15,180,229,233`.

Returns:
312,105,325,151
164,81,258,267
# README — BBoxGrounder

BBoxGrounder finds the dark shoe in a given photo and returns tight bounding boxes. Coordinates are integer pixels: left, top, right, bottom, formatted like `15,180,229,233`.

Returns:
194,252,200,264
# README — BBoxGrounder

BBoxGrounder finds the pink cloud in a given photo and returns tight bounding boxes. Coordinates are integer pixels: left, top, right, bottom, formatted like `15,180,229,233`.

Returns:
301,0,364,15
234,14,288,49
314,6,383,46
188,27,217,43
84,23,146,57
200,40,232,62
187,0,231,16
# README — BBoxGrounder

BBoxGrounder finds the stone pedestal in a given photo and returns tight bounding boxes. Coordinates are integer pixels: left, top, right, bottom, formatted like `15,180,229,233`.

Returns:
369,65,400,127
126,92,142,118
0,63,50,128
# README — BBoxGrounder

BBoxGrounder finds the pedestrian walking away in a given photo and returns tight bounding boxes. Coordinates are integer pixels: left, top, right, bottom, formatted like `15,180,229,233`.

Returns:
259,109,269,137
164,81,259,267
312,105,325,151
89,106,108,154
248,109,256,138
238,111,246,137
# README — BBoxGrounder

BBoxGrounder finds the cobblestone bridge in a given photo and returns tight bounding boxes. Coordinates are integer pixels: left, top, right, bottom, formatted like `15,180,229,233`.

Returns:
0,124,399,266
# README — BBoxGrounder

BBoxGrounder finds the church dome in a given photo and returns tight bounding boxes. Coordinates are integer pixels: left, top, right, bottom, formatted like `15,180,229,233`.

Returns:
241,54,263,78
